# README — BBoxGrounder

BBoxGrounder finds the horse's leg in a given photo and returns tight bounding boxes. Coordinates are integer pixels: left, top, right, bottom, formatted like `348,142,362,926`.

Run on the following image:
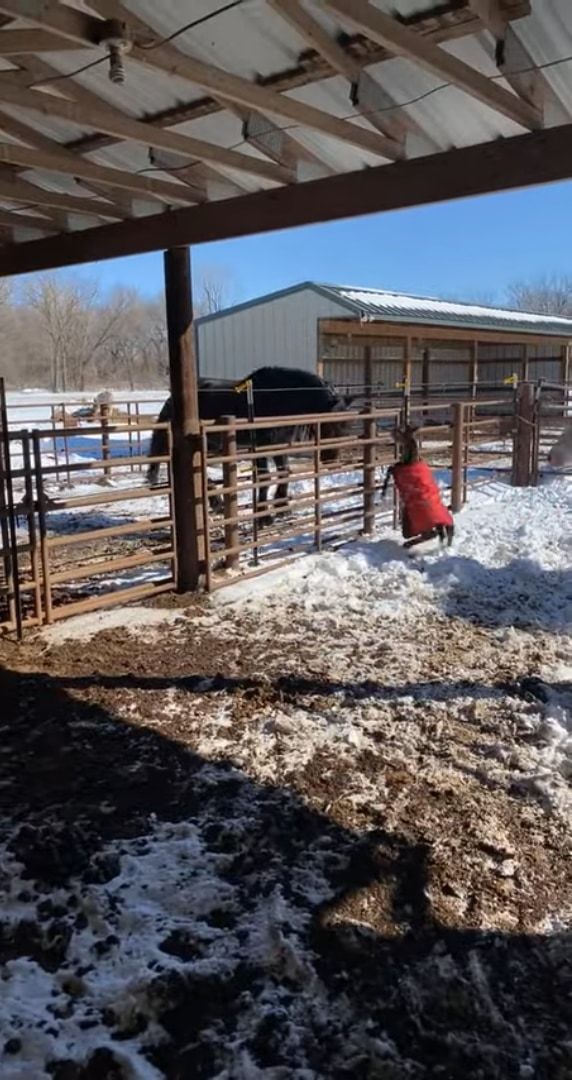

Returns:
403,529,437,549
147,422,166,485
256,455,273,527
273,453,290,513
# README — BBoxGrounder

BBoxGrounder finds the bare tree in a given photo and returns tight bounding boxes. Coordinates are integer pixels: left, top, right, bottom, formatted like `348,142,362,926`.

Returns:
24,274,130,391
194,264,236,317
506,274,572,316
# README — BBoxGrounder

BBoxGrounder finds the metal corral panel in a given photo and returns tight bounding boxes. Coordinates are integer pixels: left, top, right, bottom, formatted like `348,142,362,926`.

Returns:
196,286,349,381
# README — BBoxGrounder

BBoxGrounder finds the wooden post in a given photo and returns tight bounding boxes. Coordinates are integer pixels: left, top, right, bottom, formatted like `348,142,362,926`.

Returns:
451,402,465,512
422,345,430,419
470,340,478,401
164,246,203,591
522,344,530,383
403,336,411,423
364,344,373,408
512,382,535,487
221,415,239,570
362,411,377,535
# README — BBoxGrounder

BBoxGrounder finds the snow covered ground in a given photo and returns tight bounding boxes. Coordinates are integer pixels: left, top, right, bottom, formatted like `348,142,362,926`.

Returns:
0,468,570,1077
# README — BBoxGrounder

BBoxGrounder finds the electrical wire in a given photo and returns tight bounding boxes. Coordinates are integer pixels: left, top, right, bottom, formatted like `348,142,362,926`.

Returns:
139,0,244,50
27,56,109,90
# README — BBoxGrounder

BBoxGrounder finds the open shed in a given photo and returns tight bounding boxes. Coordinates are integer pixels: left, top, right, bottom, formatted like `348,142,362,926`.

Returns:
0,0,569,597
196,282,572,401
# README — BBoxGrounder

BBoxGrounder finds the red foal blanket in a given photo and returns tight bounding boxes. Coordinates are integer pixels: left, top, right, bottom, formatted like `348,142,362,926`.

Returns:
392,461,454,537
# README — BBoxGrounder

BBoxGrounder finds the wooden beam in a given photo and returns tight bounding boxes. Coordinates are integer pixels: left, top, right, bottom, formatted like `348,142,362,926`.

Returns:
323,0,541,131
42,3,528,160
0,56,213,201
87,0,332,176
164,245,204,591
267,0,406,145
0,136,203,205
0,28,79,52
469,0,540,109
1,121,572,276
319,320,572,348
0,167,124,219
0,82,291,185
2,0,403,162
0,106,135,216
0,207,56,232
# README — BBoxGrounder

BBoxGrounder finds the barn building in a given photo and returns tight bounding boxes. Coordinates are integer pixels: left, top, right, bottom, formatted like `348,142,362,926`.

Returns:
196,283,572,402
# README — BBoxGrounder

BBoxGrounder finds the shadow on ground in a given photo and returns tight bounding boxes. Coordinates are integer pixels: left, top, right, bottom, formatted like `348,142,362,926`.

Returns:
0,664,570,1079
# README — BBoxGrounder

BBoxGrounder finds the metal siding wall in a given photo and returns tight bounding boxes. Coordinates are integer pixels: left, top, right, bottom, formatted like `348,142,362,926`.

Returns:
196,289,349,380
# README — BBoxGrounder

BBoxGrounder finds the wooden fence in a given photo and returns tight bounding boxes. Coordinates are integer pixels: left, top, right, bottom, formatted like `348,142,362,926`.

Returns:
0,383,550,633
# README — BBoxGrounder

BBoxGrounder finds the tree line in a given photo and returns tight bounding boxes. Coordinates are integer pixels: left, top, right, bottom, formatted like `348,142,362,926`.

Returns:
0,267,233,393
1,269,569,392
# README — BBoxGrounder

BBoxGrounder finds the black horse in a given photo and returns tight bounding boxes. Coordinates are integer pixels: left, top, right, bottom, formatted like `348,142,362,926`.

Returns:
147,366,352,523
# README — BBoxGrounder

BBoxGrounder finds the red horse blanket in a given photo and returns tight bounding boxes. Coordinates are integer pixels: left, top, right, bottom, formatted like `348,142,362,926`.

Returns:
392,460,454,538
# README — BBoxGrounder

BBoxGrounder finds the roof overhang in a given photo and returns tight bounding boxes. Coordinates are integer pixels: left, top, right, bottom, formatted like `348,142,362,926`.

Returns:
0,0,568,276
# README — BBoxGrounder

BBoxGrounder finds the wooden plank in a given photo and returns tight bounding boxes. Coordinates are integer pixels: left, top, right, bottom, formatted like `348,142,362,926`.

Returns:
0,208,56,233
1,121,572,276
0,83,291,186
0,28,79,52
0,167,125,219
324,0,541,131
267,0,407,145
0,137,203,204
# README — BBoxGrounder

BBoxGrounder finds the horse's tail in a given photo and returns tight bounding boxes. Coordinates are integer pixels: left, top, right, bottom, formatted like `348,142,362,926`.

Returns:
147,398,171,485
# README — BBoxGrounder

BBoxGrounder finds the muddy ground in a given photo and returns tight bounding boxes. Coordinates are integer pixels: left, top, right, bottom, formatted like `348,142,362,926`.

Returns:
0,589,571,1079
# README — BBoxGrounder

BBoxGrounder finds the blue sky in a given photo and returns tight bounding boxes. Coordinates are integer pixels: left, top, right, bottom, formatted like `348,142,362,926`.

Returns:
66,178,572,307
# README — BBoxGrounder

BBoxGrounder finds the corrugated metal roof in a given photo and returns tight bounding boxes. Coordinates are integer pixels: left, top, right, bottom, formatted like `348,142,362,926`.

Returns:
0,0,569,261
196,281,572,338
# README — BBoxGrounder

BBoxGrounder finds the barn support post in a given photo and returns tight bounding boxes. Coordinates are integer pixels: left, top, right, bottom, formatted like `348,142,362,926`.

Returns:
451,402,465,513
164,245,204,591
512,381,535,487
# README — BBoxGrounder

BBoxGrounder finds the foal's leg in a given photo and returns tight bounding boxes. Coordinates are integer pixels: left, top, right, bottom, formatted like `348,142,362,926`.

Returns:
403,529,438,549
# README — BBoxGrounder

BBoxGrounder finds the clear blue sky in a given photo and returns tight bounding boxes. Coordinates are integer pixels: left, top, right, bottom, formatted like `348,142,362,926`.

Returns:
64,178,572,307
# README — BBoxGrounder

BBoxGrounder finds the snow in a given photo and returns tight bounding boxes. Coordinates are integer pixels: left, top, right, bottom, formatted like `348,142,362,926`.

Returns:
40,606,188,644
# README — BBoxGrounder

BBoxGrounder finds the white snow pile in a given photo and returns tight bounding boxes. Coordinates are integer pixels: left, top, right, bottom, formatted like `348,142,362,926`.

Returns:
40,606,188,644
216,476,572,632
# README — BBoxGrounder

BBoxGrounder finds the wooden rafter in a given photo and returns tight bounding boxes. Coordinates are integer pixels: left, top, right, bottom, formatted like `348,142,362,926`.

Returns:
468,0,548,115
323,0,541,130
0,166,125,219
4,2,523,160
0,1,404,162
266,0,449,152
0,138,203,205
0,207,57,233
0,81,292,185
87,0,333,177
0,120,569,276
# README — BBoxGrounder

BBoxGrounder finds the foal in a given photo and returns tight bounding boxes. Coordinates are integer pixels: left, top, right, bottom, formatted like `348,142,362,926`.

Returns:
382,425,454,549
